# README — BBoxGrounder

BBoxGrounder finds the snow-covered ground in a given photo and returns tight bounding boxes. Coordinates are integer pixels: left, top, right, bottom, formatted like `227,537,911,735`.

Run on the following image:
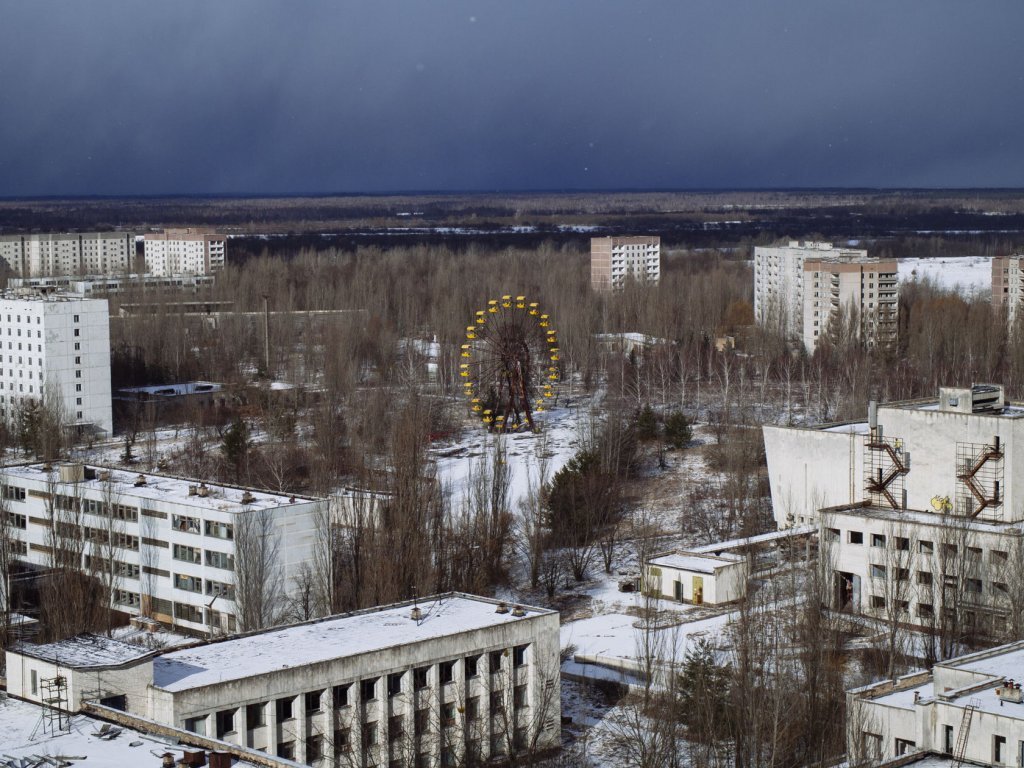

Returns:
898,255,991,296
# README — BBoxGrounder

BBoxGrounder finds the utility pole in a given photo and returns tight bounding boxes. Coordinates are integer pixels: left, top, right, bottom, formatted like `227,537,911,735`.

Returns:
262,294,271,378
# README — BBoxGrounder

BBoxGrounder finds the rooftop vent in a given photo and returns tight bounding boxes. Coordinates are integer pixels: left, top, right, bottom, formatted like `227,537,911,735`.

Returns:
511,605,526,617
495,601,510,615
58,462,84,484
197,483,209,498
187,485,198,497
997,680,1023,704
240,491,256,504
98,469,111,482
134,474,147,487
410,606,423,622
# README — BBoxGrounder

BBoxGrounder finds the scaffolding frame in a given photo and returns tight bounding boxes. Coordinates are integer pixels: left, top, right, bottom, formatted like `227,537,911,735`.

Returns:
40,673,70,734
955,440,1004,521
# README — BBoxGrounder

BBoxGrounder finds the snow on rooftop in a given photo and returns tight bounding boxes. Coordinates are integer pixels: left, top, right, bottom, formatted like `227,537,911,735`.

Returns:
689,525,815,554
898,256,991,296
118,381,222,396
14,634,157,668
153,594,553,692
647,551,742,574
838,504,1023,535
0,697,263,768
1,463,319,513
821,421,871,434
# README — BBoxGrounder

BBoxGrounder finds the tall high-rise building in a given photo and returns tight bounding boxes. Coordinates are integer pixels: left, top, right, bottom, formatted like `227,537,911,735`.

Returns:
144,228,226,276
755,240,897,352
590,236,660,291
0,293,112,435
992,254,1024,325
0,232,136,277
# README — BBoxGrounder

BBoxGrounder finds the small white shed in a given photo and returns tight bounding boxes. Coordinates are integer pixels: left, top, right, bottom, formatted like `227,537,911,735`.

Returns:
644,550,748,605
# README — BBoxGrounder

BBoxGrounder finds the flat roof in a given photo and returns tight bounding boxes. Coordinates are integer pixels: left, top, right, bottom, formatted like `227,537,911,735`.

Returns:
823,502,1023,535
690,525,815,554
1,463,321,513
647,551,743,574
13,634,157,669
152,593,555,693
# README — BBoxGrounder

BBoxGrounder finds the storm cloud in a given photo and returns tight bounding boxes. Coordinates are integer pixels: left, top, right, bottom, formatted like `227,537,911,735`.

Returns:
1,1,1022,195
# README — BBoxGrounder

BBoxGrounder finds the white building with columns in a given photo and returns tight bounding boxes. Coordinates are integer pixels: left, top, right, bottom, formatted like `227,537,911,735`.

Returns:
6,594,561,767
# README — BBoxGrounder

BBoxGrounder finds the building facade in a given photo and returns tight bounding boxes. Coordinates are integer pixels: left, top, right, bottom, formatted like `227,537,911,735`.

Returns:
754,240,898,351
0,462,325,636
9,273,215,296
144,229,227,276
764,384,1024,529
0,232,136,278
0,293,112,435
7,594,562,768
802,256,899,353
993,255,1024,326
848,641,1024,767
590,236,661,291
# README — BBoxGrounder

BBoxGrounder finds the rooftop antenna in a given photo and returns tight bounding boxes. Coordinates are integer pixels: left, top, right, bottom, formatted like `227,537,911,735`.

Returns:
410,585,422,624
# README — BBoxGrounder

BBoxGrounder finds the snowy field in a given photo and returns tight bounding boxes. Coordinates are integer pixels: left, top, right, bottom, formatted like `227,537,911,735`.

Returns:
898,255,991,296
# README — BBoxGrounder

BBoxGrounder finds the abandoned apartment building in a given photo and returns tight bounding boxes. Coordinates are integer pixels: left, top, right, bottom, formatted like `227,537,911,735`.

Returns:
6,593,561,767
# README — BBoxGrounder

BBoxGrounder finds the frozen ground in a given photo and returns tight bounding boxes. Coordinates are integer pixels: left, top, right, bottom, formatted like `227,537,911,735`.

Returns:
898,255,991,296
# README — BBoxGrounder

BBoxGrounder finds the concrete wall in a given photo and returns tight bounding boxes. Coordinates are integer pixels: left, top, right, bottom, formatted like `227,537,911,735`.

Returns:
4,651,154,712
764,425,862,528
646,561,747,604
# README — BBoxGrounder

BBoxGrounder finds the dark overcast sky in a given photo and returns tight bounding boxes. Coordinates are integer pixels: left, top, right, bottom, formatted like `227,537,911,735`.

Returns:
1,1,1023,196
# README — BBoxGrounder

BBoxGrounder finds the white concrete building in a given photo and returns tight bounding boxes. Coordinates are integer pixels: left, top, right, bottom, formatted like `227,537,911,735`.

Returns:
993,255,1024,326
0,232,137,278
7,594,561,767
9,273,215,296
802,255,899,353
765,384,1024,529
144,229,226,276
0,462,325,636
848,641,1024,767
0,293,112,435
590,236,661,291
645,550,747,605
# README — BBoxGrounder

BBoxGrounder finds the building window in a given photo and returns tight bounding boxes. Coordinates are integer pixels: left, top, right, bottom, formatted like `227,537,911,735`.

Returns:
172,544,201,564
333,683,350,708
871,533,886,548
361,678,377,701
465,654,480,678
184,716,207,736
490,650,503,673
415,708,430,735
442,702,456,727
919,540,934,554
387,672,403,698
205,550,234,570
305,689,323,712
276,696,294,721
870,595,886,609
363,721,378,746
894,536,910,551
849,531,863,545
389,714,404,741
173,573,202,593
966,578,983,594
918,571,933,586
514,684,528,708
204,520,233,539
246,702,266,727
439,660,456,684
172,514,201,534
513,644,529,668
490,689,504,713
826,527,840,541
307,735,323,764
870,564,886,580
277,742,295,761
466,696,480,721
215,708,236,738
413,666,428,690
334,728,350,753
918,603,934,619
995,735,1007,764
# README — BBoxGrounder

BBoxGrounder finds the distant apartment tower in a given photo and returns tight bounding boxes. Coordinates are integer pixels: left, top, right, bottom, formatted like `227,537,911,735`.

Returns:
0,232,136,277
0,293,112,435
802,255,899,353
754,240,897,352
144,229,226,276
590,236,661,291
992,254,1024,325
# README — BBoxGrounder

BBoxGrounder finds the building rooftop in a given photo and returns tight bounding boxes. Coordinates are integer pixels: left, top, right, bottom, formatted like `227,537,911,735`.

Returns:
152,593,554,693
647,551,744,574
117,381,223,397
1,463,321,513
689,525,815,555
822,502,1023,535
13,634,158,669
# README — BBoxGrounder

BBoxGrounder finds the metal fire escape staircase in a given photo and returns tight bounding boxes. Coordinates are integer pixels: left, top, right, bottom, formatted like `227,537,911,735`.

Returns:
865,435,909,509
957,439,1003,518
952,699,980,768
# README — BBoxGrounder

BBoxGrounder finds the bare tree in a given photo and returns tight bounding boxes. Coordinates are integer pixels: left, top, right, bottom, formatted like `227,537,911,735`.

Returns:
234,507,285,631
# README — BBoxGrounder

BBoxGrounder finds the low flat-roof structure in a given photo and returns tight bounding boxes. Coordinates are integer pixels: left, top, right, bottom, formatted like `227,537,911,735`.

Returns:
645,550,748,605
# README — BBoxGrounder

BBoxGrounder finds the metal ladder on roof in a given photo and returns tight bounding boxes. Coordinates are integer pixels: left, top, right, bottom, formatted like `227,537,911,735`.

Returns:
952,698,981,768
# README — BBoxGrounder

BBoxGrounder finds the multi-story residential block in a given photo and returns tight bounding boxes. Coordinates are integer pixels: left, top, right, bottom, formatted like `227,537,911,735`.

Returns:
144,229,227,276
0,462,325,636
6,593,561,767
590,236,660,291
764,384,1019,529
0,293,112,435
755,240,897,351
9,273,215,296
992,254,1024,326
0,232,137,277
847,641,1024,767
802,255,899,353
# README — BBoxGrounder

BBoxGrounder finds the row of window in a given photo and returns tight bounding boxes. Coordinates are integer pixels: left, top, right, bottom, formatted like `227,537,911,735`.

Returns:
828,527,1008,563
173,572,235,599
172,514,234,540
172,543,235,570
